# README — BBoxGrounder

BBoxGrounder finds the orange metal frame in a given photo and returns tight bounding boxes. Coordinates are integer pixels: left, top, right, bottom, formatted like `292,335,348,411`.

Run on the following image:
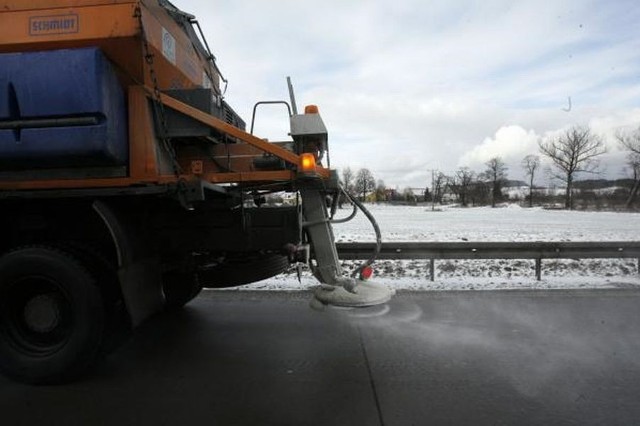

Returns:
0,1,220,91
0,87,329,190
0,1,330,191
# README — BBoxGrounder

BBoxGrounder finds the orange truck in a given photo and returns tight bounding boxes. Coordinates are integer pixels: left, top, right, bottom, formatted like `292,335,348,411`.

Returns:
0,0,391,383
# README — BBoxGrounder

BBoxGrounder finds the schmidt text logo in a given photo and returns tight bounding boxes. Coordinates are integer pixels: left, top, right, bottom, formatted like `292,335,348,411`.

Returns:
29,14,79,36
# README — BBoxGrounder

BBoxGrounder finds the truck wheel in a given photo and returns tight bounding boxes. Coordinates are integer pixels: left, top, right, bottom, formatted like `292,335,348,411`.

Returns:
199,254,290,288
0,246,105,384
55,242,130,354
162,271,203,310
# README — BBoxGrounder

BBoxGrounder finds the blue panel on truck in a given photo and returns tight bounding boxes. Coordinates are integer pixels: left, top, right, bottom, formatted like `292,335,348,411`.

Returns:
0,48,128,169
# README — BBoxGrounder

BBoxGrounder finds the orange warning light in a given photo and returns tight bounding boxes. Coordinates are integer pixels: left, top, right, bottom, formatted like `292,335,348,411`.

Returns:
299,153,316,173
304,105,319,114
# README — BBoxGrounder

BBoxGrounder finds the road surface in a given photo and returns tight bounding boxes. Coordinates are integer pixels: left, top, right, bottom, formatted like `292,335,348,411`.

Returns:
2,288,640,425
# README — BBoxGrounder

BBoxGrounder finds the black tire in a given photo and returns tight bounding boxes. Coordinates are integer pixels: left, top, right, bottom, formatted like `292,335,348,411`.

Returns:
162,271,203,310
0,246,105,384
199,254,290,289
55,242,130,354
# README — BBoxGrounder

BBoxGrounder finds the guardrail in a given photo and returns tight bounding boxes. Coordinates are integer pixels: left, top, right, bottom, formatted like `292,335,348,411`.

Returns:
335,241,640,281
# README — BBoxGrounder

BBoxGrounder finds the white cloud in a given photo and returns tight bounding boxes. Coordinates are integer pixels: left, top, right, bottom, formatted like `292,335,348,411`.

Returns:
172,0,640,188
459,126,540,174
458,108,640,181
589,109,640,150
588,109,640,179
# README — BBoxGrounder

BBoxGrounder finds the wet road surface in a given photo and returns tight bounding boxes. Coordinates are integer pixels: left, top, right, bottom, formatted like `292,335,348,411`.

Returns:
2,289,640,425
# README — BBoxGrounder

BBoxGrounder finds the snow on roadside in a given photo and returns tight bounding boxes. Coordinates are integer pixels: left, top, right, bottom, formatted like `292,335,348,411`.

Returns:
215,205,640,292
225,275,640,292
226,258,640,292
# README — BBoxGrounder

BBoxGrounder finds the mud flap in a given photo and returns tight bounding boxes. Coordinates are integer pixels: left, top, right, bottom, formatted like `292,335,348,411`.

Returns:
93,200,164,326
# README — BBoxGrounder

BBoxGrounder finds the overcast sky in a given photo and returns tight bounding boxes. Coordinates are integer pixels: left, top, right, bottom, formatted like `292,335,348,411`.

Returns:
176,0,640,188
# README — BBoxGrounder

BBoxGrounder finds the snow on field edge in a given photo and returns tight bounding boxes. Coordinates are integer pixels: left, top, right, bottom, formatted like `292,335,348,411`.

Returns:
210,276,640,293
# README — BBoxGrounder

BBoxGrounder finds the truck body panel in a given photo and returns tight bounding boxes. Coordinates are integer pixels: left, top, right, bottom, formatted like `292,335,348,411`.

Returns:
0,0,383,385
0,1,218,93
0,48,128,170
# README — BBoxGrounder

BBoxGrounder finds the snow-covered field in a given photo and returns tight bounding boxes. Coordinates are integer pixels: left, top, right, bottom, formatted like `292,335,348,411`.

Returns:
333,203,640,243
230,204,640,292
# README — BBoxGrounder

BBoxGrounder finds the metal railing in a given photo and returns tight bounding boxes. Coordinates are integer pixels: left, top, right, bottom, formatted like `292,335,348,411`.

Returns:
336,241,640,281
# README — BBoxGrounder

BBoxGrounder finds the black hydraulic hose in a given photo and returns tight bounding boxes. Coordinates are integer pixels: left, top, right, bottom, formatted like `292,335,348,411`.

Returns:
330,187,358,224
303,188,358,228
301,187,381,280
342,189,382,277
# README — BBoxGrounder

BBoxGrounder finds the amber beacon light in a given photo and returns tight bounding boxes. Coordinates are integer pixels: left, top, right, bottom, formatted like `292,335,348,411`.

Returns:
304,104,319,114
299,153,317,173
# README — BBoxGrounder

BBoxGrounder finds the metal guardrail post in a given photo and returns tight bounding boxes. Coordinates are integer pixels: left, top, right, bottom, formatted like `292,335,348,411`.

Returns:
535,258,542,281
430,258,435,282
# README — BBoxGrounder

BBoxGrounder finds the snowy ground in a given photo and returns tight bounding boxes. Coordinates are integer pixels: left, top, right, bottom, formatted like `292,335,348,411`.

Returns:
222,204,640,292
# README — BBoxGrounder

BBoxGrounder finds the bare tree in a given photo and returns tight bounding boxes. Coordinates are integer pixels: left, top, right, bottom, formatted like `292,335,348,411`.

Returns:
482,156,508,207
432,172,447,205
617,126,640,208
402,187,417,203
375,179,387,202
521,154,541,207
538,126,606,209
448,167,474,207
341,167,354,193
337,167,355,208
354,168,376,202
617,126,640,155
625,153,640,208
423,187,431,202
468,179,489,206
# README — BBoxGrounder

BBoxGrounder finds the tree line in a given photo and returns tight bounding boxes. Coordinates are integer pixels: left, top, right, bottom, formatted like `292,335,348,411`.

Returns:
340,125,640,210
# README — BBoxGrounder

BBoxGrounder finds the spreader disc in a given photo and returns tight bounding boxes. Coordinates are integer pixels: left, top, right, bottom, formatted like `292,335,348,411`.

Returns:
312,280,395,308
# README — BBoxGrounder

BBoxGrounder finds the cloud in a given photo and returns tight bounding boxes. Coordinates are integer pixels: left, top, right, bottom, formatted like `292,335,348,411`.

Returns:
589,109,640,149
173,0,640,188
459,126,540,174
588,109,640,178
459,108,640,181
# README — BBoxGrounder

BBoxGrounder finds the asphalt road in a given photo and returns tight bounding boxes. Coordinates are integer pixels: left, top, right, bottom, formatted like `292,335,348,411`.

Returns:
2,288,640,426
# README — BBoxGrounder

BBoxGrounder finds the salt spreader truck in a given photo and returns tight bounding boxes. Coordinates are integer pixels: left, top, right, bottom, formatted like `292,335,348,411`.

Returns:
0,0,392,384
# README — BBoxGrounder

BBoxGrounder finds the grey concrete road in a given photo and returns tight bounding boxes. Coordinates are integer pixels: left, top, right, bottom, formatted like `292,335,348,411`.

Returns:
2,289,640,426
